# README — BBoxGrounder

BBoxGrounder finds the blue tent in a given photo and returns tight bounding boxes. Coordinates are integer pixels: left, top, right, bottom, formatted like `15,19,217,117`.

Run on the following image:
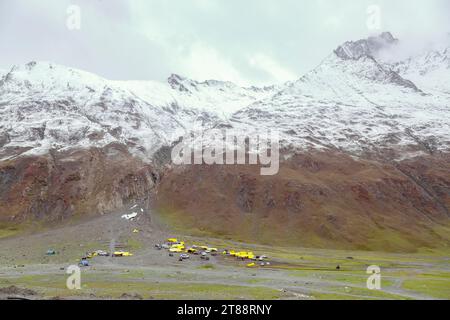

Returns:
79,259,89,267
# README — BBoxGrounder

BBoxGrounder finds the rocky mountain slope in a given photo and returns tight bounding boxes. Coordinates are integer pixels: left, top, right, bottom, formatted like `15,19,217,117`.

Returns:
1,33,449,251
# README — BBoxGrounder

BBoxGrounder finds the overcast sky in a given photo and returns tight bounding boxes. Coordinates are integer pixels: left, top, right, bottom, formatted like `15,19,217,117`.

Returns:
0,0,449,86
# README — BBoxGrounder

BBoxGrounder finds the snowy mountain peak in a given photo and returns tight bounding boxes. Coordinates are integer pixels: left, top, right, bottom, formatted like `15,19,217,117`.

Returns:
0,61,107,93
167,73,258,93
335,32,398,60
167,73,249,95
167,73,193,92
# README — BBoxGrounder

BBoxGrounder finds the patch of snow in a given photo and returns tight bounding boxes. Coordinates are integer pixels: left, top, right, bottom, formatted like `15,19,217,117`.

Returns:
121,212,138,221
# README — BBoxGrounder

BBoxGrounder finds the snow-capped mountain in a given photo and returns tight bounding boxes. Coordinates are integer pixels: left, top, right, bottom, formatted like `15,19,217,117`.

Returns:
231,33,450,157
392,48,450,94
0,62,178,160
1,33,449,163
0,62,275,162
117,74,277,119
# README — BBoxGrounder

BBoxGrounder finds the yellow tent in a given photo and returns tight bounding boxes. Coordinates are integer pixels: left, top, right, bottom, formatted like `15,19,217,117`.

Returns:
247,263,256,268
235,251,256,259
86,252,98,259
114,251,133,257
169,247,183,253
167,238,178,243
236,251,248,259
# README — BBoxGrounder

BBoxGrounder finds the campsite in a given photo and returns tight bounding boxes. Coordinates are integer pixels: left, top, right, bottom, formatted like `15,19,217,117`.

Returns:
0,204,449,300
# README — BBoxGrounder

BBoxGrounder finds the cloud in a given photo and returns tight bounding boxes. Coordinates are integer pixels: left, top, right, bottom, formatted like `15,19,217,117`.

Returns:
179,42,249,85
249,54,297,83
0,0,449,85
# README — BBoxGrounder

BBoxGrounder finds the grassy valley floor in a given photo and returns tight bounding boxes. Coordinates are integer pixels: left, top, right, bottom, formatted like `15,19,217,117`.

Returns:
0,211,449,300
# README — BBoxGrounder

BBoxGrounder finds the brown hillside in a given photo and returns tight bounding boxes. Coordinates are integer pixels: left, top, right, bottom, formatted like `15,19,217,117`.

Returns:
0,144,159,224
155,151,450,252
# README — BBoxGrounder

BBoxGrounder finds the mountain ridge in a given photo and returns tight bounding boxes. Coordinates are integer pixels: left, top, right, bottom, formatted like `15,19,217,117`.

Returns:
1,33,449,251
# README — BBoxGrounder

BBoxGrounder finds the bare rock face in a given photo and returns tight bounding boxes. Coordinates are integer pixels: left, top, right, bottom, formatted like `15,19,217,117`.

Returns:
155,151,450,252
335,32,398,60
0,144,159,223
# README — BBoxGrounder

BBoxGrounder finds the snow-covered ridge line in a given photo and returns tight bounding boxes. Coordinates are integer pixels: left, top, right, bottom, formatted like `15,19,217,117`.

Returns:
0,60,279,162
1,32,449,163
